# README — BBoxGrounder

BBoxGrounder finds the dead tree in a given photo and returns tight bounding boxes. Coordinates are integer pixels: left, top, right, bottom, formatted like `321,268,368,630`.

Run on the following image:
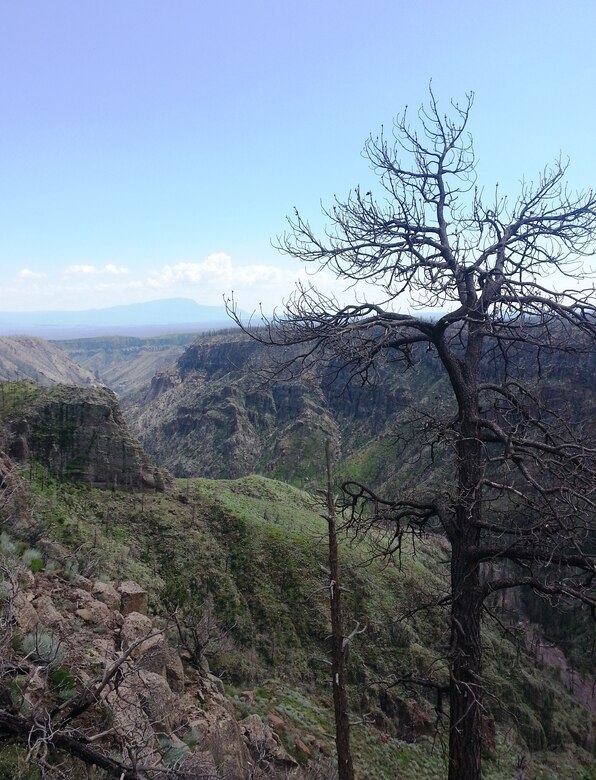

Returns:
323,440,355,780
228,90,596,780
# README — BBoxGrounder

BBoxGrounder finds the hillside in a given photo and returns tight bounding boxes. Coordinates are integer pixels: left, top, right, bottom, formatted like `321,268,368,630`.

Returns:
123,328,596,492
0,336,95,387
0,371,593,778
0,448,593,778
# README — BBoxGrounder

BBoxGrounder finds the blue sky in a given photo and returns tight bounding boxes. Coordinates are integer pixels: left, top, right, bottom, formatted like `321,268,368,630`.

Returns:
1,0,595,313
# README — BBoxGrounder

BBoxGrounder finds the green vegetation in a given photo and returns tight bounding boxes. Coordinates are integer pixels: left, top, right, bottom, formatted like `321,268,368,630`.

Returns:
4,461,591,777
0,381,42,417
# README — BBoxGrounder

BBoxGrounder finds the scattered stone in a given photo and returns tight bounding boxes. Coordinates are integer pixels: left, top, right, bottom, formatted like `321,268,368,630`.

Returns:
75,608,94,623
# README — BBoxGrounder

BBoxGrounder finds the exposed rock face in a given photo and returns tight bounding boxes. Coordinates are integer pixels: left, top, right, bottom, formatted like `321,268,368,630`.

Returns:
125,327,596,490
56,333,195,397
126,334,340,481
123,331,435,484
2,384,170,489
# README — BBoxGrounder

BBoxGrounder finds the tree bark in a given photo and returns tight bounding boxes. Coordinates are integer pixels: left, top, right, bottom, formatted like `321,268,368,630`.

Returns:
448,354,484,780
448,542,483,780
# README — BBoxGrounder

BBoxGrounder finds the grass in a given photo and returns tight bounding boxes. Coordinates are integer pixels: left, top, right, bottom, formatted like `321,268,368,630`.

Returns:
6,465,594,779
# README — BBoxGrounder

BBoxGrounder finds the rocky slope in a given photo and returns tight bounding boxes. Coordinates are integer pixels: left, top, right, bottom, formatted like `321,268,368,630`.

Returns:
0,454,592,779
0,388,593,778
0,354,593,777
0,336,95,387
2,559,303,779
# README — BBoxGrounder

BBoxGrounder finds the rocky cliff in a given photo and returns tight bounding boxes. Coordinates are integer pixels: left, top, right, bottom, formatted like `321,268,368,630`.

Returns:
3,559,304,779
125,333,342,483
1,383,169,490
123,332,442,485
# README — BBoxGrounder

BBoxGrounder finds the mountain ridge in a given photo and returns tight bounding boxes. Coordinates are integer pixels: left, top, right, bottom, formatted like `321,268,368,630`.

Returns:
0,298,240,338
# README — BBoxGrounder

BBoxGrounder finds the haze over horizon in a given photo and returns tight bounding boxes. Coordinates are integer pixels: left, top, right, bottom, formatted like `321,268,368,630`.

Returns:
2,1,595,314
0,297,241,339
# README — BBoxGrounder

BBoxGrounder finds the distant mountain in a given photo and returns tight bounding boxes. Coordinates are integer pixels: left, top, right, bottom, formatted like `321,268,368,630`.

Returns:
0,298,239,338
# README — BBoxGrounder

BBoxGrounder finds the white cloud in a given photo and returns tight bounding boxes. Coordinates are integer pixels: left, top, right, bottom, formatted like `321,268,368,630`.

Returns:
147,252,297,290
2,252,358,313
63,264,96,275
63,263,129,276
135,251,369,314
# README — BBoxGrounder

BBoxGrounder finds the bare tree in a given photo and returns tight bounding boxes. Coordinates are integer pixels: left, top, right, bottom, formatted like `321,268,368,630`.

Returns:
228,90,596,780
322,440,355,780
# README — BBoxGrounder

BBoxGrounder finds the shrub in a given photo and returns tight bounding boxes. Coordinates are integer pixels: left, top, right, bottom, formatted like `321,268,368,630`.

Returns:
21,628,63,667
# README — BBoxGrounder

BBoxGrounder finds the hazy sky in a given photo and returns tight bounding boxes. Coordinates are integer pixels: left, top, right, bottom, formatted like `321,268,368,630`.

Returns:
1,0,595,313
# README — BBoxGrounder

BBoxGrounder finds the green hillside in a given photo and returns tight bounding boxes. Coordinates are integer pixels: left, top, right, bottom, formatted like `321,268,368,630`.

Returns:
1,460,592,779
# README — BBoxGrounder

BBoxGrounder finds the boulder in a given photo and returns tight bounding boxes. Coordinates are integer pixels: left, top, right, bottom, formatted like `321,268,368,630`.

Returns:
137,640,185,693
178,751,222,779
118,581,147,616
92,580,120,611
241,713,299,773
33,594,63,627
189,705,251,780
120,612,162,658
137,670,179,731
267,713,288,734
105,681,163,770
13,591,38,632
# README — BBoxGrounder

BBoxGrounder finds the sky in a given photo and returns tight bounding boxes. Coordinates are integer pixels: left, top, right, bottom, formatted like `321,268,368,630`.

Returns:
1,0,595,314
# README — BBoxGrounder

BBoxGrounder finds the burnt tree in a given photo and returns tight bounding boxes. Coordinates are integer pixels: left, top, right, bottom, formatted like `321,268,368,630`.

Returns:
228,92,596,780
323,440,355,780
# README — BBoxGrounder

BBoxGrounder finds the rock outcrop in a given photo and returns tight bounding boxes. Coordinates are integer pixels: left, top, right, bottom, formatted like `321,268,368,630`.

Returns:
2,384,170,489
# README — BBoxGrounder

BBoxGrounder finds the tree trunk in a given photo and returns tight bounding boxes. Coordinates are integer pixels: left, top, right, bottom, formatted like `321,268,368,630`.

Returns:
448,388,484,780
326,441,355,780
448,541,483,780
